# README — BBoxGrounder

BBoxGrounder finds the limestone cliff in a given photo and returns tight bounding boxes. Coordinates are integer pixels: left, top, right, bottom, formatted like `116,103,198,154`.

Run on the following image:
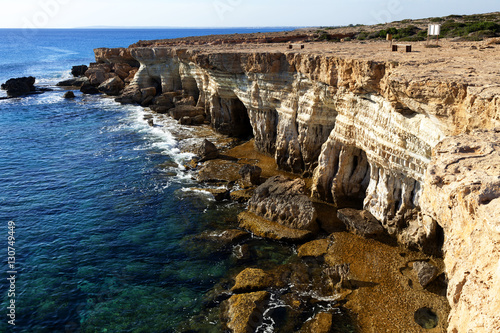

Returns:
91,41,500,332
120,44,498,252
421,129,500,332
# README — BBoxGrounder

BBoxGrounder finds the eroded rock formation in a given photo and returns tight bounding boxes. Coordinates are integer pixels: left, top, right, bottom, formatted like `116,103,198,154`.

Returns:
92,42,500,332
421,129,500,332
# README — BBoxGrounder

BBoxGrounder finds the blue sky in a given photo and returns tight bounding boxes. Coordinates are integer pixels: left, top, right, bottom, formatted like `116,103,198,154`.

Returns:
1,0,498,28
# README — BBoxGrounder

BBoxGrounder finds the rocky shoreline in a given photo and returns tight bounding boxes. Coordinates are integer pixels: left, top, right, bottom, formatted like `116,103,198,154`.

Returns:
5,28,498,332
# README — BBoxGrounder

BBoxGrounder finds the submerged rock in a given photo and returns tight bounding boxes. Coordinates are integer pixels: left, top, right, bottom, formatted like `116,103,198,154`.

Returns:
63,91,75,99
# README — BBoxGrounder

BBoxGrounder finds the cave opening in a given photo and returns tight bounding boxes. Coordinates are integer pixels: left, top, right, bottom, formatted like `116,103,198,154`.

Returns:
215,96,254,140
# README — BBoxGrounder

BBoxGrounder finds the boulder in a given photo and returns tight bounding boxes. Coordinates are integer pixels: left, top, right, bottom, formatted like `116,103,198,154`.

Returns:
238,211,313,242
198,139,219,162
337,208,385,238
71,65,88,77
224,291,269,333
98,76,125,96
56,77,88,87
231,268,273,293
80,82,100,95
197,160,242,183
247,176,318,231
63,91,75,99
153,92,178,109
191,114,206,125
238,164,262,187
169,105,205,120
115,84,142,104
1,76,36,97
174,95,196,106
179,116,192,125
412,261,438,287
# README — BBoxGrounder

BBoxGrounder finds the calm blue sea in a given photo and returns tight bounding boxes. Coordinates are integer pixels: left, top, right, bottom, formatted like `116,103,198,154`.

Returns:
0,28,294,332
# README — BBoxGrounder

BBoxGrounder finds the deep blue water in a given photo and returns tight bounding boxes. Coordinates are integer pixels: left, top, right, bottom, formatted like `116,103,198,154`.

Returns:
0,28,294,332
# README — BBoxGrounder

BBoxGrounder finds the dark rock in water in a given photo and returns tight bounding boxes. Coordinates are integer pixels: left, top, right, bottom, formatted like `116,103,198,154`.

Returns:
147,119,154,127
85,63,112,86
413,261,439,287
57,77,88,87
179,116,192,125
1,76,36,97
238,164,262,187
198,139,219,162
98,76,124,96
115,84,142,104
337,208,384,238
80,82,100,95
63,91,75,99
248,176,318,231
71,65,88,77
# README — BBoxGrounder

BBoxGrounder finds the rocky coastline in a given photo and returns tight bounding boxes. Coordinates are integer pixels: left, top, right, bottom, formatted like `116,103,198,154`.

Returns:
50,31,500,332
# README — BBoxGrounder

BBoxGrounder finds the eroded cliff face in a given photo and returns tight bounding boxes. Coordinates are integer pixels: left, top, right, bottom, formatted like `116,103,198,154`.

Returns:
93,44,500,332
421,129,500,332
124,45,499,251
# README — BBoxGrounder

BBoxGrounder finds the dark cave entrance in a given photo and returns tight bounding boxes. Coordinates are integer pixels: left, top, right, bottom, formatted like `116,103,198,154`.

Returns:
213,95,253,140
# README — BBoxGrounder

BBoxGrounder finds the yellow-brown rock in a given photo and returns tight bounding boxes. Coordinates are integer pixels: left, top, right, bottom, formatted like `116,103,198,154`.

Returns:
226,290,269,333
231,268,273,293
421,128,500,333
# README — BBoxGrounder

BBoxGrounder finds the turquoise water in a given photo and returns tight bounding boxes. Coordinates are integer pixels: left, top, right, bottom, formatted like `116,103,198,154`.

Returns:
0,28,294,332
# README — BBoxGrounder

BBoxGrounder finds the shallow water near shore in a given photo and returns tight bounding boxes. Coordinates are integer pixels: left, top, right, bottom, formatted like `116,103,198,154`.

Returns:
0,28,295,332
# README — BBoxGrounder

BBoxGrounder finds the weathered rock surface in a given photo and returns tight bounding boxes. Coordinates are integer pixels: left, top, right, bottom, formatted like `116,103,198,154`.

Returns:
247,176,318,231
197,160,241,183
297,239,330,258
238,211,313,242
57,77,88,87
231,268,273,293
412,261,438,288
238,164,262,187
421,128,500,333
337,208,385,238
197,139,219,162
299,312,333,333
224,291,269,333
98,76,125,96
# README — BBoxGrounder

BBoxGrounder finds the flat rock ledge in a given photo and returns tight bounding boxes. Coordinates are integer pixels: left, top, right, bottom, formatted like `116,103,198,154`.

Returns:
238,211,313,242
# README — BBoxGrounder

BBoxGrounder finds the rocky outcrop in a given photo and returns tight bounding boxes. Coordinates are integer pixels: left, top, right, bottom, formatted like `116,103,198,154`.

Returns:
1,76,50,97
247,176,318,231
421,128,500,333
